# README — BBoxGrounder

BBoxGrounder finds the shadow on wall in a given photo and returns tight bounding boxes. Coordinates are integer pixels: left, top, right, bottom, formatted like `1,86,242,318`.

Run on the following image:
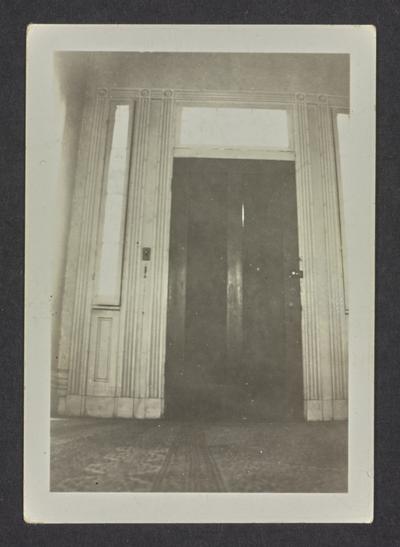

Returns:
51,54,89,415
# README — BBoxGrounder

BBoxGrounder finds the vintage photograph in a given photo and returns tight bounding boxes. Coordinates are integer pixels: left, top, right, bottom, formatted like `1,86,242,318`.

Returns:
25,25,375,523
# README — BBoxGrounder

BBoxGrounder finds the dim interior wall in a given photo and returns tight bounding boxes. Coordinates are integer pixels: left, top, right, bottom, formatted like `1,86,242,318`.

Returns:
85,52,349,96
50,55,88,414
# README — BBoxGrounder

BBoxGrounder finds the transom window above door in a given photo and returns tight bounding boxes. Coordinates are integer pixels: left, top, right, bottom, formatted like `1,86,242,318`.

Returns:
177,106,290,150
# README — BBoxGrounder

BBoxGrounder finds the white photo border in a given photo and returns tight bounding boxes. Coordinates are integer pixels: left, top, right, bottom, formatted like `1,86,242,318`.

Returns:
25,24,375,523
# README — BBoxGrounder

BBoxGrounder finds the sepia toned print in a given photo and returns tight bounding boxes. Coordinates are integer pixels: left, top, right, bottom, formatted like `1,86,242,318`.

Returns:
50,51,349,493
25,25,375,523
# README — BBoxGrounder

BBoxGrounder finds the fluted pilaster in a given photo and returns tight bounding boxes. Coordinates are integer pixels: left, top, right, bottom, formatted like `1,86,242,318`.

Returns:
293,95,323,416
148,91,175,403
118,91,175,418
317,97,348,417
67,89,109,403
119,92,151,401
294,94,348,420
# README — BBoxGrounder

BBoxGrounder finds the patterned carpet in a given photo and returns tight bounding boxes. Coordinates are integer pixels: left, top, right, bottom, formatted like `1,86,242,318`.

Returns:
50,418,347,492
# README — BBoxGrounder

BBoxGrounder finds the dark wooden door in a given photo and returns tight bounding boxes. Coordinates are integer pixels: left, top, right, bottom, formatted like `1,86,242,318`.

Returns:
165,158,303,421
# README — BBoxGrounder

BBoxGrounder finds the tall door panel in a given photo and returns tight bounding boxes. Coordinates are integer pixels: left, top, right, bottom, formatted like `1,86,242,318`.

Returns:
165,158,303,420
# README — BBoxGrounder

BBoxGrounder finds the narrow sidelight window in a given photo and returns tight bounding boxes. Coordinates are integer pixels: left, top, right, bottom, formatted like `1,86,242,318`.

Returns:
94,104,131,306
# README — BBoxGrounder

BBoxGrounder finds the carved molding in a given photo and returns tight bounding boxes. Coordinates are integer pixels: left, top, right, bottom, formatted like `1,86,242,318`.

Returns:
123,93,176,410
317,103,348,403
174,147,295,161
57,95,94,378
293,97,348,420
66,90,109,404
293,99,322,406
108,88,349,109
86,310,121,397
148,94,175,403
119,95,151,399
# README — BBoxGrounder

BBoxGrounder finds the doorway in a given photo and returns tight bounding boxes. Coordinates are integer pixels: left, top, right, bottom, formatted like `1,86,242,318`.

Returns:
165,158,303,421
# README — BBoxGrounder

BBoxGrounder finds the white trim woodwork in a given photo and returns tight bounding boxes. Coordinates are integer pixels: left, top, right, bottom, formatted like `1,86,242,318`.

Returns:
57,87,349,421
174,147,295,161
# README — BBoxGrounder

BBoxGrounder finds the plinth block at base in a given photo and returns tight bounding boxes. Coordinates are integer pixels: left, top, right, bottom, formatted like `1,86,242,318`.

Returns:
305,399,348,421
333,399,348,420
133,398,163,419
85,396,115,417
64,395,85,416
116,397,134,418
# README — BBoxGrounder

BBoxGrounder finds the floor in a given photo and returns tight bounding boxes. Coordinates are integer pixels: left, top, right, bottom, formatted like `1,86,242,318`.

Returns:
50,418,348,493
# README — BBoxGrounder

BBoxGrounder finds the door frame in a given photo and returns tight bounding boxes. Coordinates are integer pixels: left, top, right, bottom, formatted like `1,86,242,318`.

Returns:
169,91,349,420
59,88,349,421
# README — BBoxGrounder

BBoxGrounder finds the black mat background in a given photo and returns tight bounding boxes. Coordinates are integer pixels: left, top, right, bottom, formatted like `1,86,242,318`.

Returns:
0,1,398,545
